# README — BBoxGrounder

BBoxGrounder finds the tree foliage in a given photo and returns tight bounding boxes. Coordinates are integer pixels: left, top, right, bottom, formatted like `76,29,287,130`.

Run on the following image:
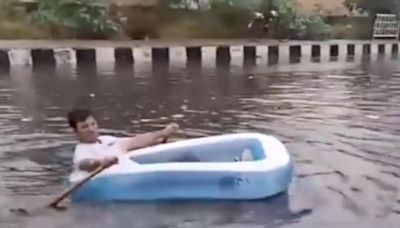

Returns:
32,0,120,38
255,0,331,39
1,0,333,40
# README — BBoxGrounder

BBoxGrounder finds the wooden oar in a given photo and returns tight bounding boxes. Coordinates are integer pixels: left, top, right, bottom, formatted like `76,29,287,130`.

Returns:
47,136,171,209
49,135,171,208
47,164,110,210
9,163,113,216
9,135,173,216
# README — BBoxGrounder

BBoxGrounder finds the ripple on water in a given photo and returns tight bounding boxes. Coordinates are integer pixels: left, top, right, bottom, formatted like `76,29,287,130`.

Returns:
1,60,400,227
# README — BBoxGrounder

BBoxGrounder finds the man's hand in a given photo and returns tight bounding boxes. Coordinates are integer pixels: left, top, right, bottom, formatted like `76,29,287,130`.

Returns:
164,123,179,136
120,123,181,152
101,156,118,168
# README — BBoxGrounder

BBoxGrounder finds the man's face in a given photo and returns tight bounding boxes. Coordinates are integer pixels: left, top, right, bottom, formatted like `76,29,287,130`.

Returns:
75,116,99,143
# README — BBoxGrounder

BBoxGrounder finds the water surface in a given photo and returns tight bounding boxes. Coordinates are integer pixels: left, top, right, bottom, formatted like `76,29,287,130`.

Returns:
0,58,400,228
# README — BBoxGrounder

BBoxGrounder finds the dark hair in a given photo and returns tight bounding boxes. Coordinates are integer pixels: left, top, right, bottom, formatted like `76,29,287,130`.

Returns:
67,109,94,129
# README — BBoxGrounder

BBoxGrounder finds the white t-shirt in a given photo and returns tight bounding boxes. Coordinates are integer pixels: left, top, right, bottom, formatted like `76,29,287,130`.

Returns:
69,135,127,182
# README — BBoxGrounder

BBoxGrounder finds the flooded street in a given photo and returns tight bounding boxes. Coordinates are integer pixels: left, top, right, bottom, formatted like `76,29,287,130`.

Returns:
0,58,399,228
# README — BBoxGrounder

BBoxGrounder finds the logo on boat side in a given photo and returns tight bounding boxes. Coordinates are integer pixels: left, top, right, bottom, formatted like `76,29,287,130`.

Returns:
219,176,250,190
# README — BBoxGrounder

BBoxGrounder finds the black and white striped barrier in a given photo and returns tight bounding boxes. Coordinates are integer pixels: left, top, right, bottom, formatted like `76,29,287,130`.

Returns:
0,40,398,70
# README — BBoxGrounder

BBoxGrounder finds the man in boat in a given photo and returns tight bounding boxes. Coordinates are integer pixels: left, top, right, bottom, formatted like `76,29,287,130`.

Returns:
67,109,179,174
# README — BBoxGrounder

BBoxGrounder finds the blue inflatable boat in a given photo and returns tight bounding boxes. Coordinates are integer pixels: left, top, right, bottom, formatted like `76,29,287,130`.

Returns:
69,133,294,202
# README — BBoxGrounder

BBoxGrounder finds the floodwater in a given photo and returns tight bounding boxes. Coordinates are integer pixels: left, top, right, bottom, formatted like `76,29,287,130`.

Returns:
0,57,399,228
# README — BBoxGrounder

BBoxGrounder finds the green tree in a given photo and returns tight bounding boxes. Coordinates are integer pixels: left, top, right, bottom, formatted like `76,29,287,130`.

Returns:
254,0,331,39
32,0,121,39
209,0,253,28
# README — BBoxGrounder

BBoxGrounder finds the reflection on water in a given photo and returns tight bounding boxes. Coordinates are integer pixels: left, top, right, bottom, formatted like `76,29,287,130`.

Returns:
0,59,400,228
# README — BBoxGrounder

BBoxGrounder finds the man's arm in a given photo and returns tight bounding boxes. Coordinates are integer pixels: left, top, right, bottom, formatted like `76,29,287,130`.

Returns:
78,159,102,172
119,123,179,152
77,157,118,172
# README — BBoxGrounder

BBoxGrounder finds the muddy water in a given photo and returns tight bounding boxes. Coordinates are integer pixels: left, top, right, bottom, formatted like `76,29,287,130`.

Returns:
0,59,399,228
